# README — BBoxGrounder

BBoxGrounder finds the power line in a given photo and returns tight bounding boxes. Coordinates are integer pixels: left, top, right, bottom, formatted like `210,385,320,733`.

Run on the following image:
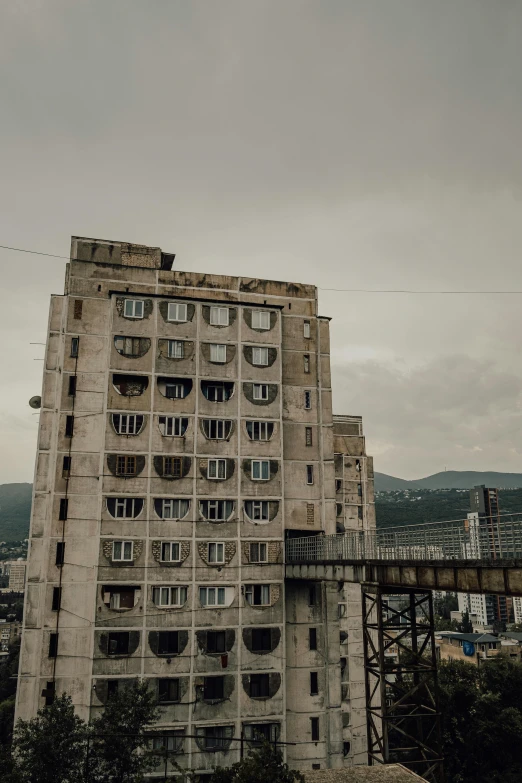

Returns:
2,242,522,294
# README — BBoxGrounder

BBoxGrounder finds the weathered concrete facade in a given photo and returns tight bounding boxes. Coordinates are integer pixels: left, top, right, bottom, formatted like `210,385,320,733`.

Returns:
16,237,375,776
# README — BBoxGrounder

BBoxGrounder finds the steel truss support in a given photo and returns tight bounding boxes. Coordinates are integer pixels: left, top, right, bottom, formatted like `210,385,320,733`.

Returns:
362,585,444,782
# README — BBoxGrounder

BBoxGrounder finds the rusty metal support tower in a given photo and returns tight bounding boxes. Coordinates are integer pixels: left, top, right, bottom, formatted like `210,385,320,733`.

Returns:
362,586,444,782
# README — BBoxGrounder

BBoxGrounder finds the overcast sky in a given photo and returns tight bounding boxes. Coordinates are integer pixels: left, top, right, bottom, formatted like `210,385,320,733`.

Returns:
2,0,522,483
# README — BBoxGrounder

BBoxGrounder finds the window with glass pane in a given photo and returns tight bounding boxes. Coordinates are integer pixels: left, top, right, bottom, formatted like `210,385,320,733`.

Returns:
124,299,144,318
112,541,133,561
246,421,274,441
202,726,229,750
210,344,226,363
165,383,185,399
245,501,269,521
252,347,268,366
249,543,267,563
250,673,269,698
251,460,270,480
158,631,179,655
157,499,189,520
210,307,229,326
253,384,269,400
115,336,142,356
112,414,144,435
200,586,226,606
305,427,313,446
109,498,143,519
200,500,234,522
208,459,226,479
167,302,187,322
206,631,226,653
158,416,188,436
245,584,271,606
163,456,182,478
307,465,314,484
304,320,311,338
116,455,136,476
304,354,310,373
304,390,312,410
161,542,180,562
252,628,272,652
168,340,184,359
251,310,270,330
153,586,187,607
202,419,228,439
208,543,224,564
158,679,180,703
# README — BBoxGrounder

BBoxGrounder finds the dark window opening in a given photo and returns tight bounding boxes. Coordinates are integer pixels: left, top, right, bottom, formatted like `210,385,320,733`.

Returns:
73,300,83,319
343,741,351,757
108,632,130,656
206,631,226,654
55,542,65,566
163,456,182,478
201,380,234,402
158,678,180,703
65,415,74,437
43,680,55,706
116,455,137,477
52,587,61,611
309,628,317,651
203,676,224,701
107,680,119,699
335,479,342,493
252,628,272,652
68,376,76,396
310,672,318,695
250,673,269,698
311,717,320,742
48,633,58,658
62,456,71,477
70,337,79,358
112,373,149,397
309,585,318,606
158,631,179,656
59,498,68,521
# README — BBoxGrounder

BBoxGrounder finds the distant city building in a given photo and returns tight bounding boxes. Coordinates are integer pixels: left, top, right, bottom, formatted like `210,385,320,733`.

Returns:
436,632,501,664
2,560,27,592
0,620,22,653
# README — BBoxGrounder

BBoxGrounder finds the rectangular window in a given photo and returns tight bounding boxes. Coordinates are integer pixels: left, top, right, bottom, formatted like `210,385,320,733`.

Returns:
250,673,270,698
311,717,320,742
205,500,233,522
113,414,144,435
251,460,270,481
115,336,142,356
68,376,76,396
65,415,74,437
150,732,184,752
208,542,225,564
252,310,270,330
246,420,273,441
158,416,186,437
358,483,363,497
303,320,311,338
112,541,134,562
304,354,310,373
153,587,187,608
158,631,179,656
199,586,227,607
206,631,226,653
73,299,83,320
108,632,130,655
55,542,65,566
304,390,312,410
210,344,227,363
249,543,268,563
252,347,269,366
245,500,269,521
165,383,185,399
124,299,144,319
116,455,137,476
44,680,56,707
208,459,226,479
163,456,182,478
167,340,184,359
306,465,314,485
204,677,224,700
167,302,187,322
52,587,61,611
158,678,180,703
113,497,142,518
310,672,318,695
245,584,271,606
309,585,318,606
48,633,58,658
59,498,68,521
70,337,79,357
253,384,269,400
202,726,229,751
206,419,226,439
210,306,229,326
252,628,272,652
107,680,119,699
309,628,317,650
62,456,71,477
305,427,313,446
160,542,181,562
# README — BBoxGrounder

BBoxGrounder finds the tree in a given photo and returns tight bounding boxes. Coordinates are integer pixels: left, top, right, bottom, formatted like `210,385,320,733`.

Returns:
210,741,305,783
10,694,87,783
434,593,458,620
457,609,473,634
87,680,158,783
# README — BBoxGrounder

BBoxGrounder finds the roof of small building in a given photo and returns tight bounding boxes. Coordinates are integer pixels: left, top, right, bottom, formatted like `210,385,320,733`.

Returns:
502,632,522,642
437,632,498,643
302,765,423,782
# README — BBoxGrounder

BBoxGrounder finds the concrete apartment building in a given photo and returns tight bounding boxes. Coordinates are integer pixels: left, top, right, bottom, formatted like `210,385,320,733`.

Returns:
16,236,375,777
2,560,27,592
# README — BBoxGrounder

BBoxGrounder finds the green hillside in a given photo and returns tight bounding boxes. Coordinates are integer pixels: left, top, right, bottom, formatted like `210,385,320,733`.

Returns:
0,484,32,541
375,470,522,491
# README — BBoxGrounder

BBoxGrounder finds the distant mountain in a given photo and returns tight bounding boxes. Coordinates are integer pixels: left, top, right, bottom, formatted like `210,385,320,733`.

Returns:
375,470,522,492
0,484,32,541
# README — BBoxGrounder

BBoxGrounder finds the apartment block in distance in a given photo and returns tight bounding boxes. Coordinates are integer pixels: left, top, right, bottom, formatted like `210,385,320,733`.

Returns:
16,237,375,777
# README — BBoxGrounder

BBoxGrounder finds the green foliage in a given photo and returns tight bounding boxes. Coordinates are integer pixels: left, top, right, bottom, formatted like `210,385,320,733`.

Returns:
439,656,522,783
458,609,473,634
211,741,305,783
0,483,32,541
434,592,458,619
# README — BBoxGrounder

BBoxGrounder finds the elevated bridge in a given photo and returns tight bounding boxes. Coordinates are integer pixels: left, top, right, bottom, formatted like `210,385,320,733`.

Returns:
285,514,522,783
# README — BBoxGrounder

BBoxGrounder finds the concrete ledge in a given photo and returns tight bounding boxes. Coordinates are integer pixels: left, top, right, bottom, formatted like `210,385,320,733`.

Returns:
302,764,424,782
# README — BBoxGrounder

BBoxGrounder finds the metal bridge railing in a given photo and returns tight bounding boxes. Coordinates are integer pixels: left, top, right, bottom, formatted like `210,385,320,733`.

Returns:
285,512,522,563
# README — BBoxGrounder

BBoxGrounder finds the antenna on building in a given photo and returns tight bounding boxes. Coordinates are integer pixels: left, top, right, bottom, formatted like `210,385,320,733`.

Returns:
29,396,41,409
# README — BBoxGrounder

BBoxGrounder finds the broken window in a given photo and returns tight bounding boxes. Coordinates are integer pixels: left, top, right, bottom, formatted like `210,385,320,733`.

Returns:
112,374,148,396
309,628,317,650
48,633,58,658
103,585,140,610
55,542,65,566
